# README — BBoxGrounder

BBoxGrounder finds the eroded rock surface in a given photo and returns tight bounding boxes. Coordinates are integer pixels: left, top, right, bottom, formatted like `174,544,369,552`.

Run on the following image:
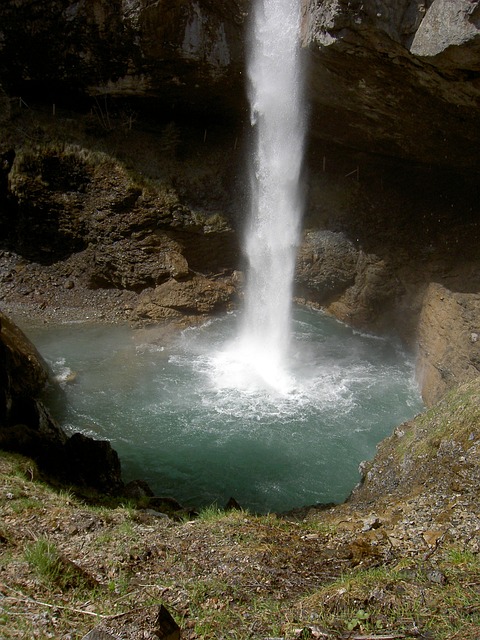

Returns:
410,0,480,64
0,144,239,325
132,273,236,323
303,0,480,167
295,230,358,305
1,1,479,167
0,0,249,118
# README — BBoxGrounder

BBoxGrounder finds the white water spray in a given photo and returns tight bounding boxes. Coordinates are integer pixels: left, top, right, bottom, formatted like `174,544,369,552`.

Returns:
215,0,306,393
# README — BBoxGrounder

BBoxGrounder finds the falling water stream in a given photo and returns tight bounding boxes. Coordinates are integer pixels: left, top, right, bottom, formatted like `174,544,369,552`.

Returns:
215,0,306,392
23,0,423,514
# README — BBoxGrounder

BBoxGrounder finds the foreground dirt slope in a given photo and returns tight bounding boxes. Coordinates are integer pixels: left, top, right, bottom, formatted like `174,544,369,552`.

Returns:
0,378,479,639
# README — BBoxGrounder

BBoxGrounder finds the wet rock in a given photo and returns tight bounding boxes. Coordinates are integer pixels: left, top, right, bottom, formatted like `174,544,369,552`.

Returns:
0,310,64,450
324,253,401,333
63,433,124,495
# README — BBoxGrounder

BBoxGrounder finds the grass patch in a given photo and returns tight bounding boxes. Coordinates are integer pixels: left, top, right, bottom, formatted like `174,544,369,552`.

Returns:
295,551,480,639
196,504,229,522
185,576,288,640
24,538,65,585
24,537,96,592
396,379,480,461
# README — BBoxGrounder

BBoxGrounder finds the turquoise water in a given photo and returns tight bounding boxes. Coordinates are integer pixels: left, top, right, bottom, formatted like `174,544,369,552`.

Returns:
28,307,423,513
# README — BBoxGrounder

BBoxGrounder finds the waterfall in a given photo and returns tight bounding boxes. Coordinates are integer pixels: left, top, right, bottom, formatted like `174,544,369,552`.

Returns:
238,0,306,388
211,0,305,394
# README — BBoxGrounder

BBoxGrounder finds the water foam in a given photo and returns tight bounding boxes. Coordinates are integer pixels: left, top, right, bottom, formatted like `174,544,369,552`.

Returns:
210,339,296,396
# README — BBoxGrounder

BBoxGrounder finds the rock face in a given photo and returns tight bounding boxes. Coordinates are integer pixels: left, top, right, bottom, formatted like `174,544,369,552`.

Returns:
416,283,480,405
0,0,248,116
302,0,480,168
0,1,479,167
1,143,239,324
0,310,52,433
295,230,358,305
6,144,238,277
410,0,480,63
132,274,235,322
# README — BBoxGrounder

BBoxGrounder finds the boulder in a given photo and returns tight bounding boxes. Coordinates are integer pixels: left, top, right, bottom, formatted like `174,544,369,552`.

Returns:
132,274,236,323
62,433,124,495
0,310,53,430
410,0,480,67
